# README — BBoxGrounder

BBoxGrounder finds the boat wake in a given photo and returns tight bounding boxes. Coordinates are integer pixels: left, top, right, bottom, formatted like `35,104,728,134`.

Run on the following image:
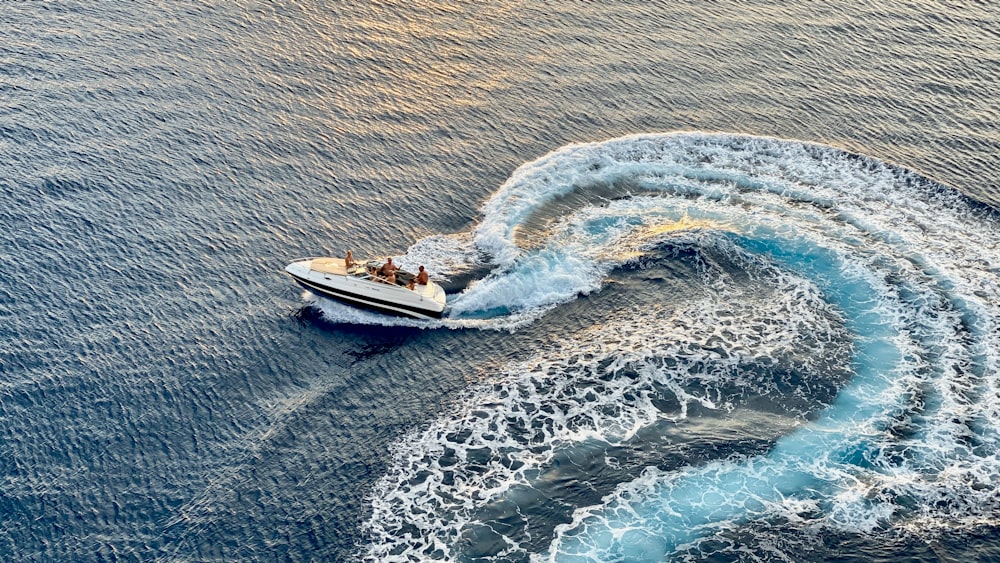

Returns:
351,132,999,561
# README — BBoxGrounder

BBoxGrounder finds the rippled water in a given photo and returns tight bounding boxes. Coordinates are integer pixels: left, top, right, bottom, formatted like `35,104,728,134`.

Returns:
1,1,998,561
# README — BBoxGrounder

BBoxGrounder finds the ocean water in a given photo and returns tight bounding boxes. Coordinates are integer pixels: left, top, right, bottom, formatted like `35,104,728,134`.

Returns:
1,1,998,561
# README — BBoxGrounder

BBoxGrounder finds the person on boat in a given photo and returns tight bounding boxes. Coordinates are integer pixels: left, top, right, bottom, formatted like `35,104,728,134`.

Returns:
381,257,399,277
416,265,429,285
386,270,397,285
345,250,354,268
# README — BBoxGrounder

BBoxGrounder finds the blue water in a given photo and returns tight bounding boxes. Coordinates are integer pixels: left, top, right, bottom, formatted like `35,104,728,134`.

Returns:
2,1,999,561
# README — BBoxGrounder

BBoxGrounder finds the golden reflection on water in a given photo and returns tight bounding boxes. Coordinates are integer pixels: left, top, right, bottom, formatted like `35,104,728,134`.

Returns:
307,1,522,132
644,214,724,236
614,214,731,262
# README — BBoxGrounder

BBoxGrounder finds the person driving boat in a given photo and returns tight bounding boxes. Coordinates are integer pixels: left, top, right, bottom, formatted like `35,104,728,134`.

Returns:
381,257,399,276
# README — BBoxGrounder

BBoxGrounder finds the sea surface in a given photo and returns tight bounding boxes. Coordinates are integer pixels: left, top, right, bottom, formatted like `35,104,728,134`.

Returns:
1,1,999,561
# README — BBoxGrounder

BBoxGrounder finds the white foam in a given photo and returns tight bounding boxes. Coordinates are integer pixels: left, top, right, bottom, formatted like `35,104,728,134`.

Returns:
358,132,1000,561
362,242,850,561
392,232,480,281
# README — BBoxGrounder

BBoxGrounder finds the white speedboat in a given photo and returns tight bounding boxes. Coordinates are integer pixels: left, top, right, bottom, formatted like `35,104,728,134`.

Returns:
285,257,446,319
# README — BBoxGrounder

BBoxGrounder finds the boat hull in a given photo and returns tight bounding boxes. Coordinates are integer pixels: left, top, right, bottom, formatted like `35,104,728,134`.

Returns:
285,258,446,320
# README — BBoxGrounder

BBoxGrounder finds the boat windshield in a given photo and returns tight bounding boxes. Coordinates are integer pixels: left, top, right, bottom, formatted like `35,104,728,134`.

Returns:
350,262,374,277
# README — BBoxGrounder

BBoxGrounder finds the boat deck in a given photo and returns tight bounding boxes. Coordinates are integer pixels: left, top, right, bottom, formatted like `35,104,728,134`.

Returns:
309,257,349,275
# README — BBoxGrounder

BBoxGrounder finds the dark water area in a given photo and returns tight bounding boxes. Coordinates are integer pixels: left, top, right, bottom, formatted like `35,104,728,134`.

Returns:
1,1,999,561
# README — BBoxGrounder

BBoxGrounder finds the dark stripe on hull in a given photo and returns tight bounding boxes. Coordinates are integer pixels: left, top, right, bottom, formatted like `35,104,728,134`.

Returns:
290,276,444,320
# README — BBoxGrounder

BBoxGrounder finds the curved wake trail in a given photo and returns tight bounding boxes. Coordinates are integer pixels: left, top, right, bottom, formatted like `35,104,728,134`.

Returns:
358,133,999,561
546,236,923,560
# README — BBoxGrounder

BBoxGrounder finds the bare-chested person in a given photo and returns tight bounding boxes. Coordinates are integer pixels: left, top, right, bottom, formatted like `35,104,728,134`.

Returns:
380,257,400,284
381,257,399,277
416,265,429,285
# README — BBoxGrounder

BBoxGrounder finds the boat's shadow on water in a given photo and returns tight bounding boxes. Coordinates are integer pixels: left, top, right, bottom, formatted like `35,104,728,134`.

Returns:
291,303,426,360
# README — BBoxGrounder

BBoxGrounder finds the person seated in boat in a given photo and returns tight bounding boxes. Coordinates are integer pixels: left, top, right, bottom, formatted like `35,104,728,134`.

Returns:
416,265,429,285
345,250,354,268
407,278,416,290
381,257,399,277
